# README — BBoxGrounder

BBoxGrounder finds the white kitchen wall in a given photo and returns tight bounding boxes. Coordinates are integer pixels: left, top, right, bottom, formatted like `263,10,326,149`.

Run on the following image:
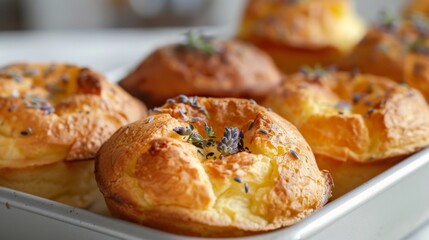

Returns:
355,0,407,20
19,0,409,30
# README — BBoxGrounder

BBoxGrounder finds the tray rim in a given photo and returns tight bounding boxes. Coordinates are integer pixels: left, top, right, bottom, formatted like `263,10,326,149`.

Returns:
2,148,429,240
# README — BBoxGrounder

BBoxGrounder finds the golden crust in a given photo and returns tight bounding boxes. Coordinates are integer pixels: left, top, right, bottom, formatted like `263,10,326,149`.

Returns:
0,160,98,208
404,0,429,18
340,28,405,82
340,18,429,101
238,0,366,73
264,72,429,198
263,72,429,163
119,40,282,108
0,63,147,207
96,97,332,236
248,43,346,75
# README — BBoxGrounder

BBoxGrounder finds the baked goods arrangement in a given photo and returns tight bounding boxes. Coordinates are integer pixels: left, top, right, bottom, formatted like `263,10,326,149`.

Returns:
95,96,332,236
340,12,429,101
263,69,429,198
4,0,429,238
0,63,146,208
120,32,282,108
238,0,366,73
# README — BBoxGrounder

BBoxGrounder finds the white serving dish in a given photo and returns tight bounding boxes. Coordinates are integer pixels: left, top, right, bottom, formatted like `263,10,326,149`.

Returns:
2,147,429,240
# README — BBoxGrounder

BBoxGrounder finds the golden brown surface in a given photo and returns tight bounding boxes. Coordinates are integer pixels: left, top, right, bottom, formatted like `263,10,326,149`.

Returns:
0,63,147,207
0,160,98,207
119,39,282,108
238,0,366,73
340,16,429,101
404,0,429,18
264,71,429,198
264,71,429,163
96,97,332,237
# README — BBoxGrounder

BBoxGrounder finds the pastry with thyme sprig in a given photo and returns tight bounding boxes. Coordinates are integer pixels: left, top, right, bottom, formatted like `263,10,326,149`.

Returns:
96,96,332,237
177,31,218,54
119,31,282,108
263,69,429,198
0,63,146,208
238,0,366,73
340,11,429,101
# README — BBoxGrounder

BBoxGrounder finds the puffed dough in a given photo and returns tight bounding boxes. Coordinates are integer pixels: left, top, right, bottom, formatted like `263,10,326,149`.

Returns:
119,39,282,108
238,0,366,73
264,71,429,198
403,0,429,18
96,97,332,236
340,16,429,101
0,63,146,208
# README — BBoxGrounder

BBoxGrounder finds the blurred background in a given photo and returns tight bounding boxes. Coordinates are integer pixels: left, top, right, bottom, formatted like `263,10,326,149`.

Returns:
1,0,245,30
0,0,410,75
0,0,407,31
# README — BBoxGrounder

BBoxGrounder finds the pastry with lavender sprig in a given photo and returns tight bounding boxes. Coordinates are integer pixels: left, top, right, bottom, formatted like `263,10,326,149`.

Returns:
340,11,429,101
264,66,429,198
0,63,146,208
96,96,332,236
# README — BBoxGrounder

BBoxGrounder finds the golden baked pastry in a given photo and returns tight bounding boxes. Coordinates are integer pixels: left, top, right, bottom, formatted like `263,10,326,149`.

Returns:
238,0,366,73
340,13,429,101
0,63,146,208
96,96,332,236
404,0,429,18
119,32,282,108
263,69,429,198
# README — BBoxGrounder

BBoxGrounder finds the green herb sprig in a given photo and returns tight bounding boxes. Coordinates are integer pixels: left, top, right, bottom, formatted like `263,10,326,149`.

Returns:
182,31,217,55
204,122,216,139
409,37,429,55
377,11,400,32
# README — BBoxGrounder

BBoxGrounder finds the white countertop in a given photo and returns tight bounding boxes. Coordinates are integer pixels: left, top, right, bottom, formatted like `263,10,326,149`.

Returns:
0,27,232,74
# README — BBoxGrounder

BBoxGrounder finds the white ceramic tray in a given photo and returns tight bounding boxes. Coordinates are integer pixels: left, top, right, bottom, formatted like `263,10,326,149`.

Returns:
2,146,429,240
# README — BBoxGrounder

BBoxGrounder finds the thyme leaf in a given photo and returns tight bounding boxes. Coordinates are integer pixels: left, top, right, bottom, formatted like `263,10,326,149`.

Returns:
182,31,217,55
